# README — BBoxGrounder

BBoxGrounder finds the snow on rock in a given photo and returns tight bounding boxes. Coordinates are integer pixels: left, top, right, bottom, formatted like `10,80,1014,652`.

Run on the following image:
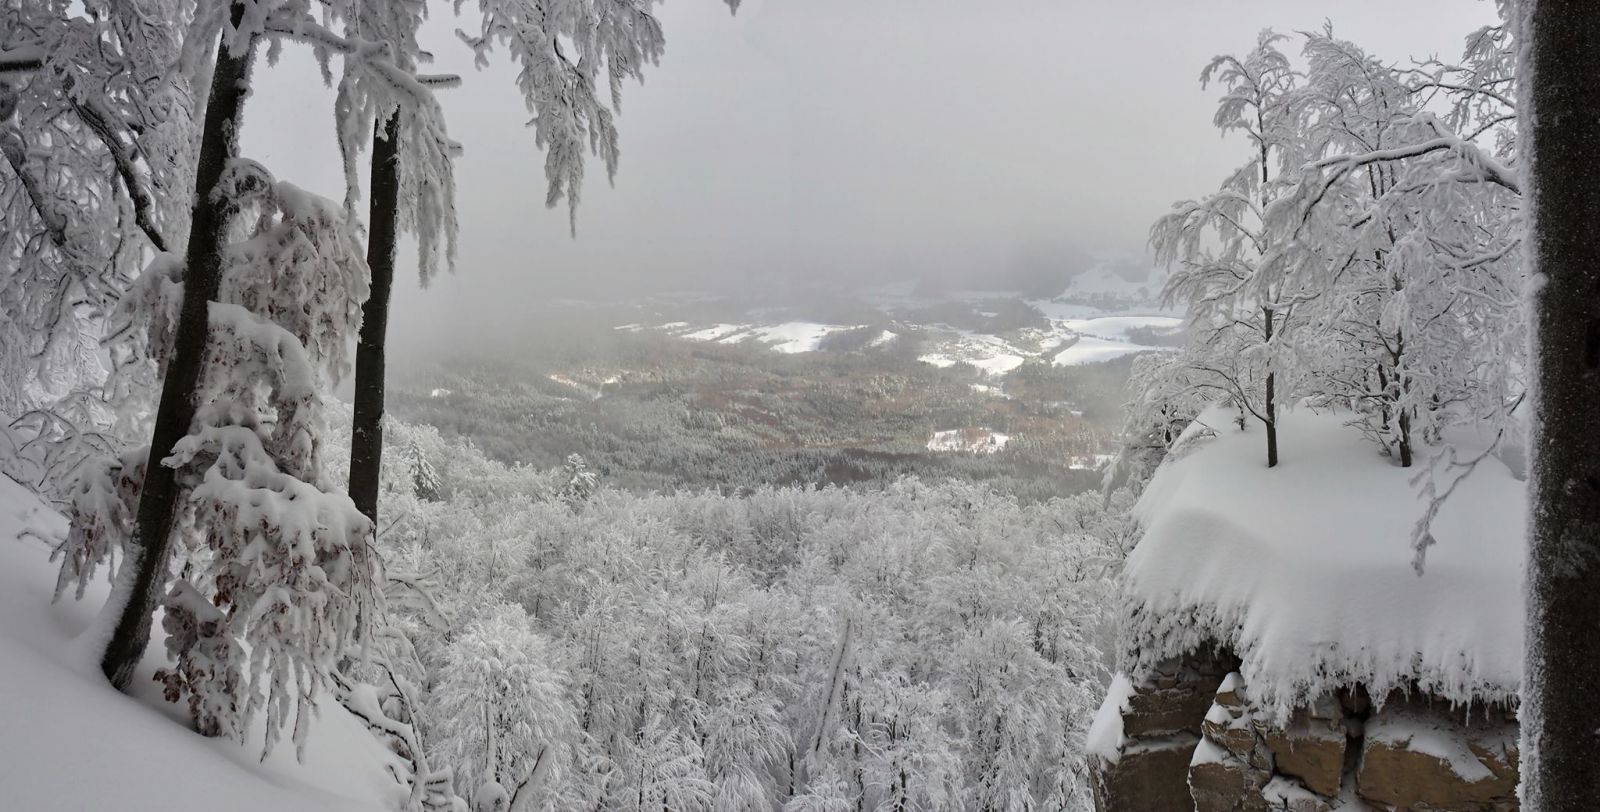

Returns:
1122,407,1525,719
1086,673,1136,764
926,427,1010,454
0,474,401,812
1365,704,1496,783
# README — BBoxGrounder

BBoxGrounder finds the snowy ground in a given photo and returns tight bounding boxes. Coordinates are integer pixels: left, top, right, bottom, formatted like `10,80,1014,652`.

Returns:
0,475,399,812
1122,407,1525,717
646,320,866,354
926,427,1010,454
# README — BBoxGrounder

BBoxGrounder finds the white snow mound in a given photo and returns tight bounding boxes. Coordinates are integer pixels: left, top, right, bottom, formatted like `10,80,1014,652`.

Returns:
1123,407,1524,717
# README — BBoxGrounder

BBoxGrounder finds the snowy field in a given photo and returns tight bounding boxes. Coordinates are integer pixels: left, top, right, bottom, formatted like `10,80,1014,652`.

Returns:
0,476,398,812
643,320,867,353
926,427,1010,454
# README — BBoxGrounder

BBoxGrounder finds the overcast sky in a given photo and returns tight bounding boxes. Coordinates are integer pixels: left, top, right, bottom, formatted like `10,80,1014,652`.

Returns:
243,0,1499,337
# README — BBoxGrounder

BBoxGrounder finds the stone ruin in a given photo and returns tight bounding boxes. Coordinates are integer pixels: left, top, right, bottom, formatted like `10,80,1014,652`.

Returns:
1090,650,1519,811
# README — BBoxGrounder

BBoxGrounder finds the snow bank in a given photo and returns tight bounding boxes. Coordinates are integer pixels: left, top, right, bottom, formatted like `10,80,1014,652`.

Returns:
1123,408,1524,717
0,475,400,812
1085,673,1135,764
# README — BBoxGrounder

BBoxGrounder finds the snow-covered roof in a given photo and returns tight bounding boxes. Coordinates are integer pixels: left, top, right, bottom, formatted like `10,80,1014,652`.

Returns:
1122,407,1524,716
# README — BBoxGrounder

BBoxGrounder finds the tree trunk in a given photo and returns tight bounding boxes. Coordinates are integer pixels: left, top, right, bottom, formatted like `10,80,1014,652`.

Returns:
1263,305,1278,468
100,6,256,690
348,112,402,524
1521,2,1600,807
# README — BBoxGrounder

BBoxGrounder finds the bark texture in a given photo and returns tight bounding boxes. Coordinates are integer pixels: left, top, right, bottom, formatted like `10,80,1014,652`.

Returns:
1521,1,1600,807
348,112,401,524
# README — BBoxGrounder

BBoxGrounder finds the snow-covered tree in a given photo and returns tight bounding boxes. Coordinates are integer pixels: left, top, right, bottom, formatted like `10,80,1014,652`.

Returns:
46,1,444,756
405,435,444,501
1265,26,1522,471
558,453,598,509
347,429,1122,808
0,0,194,489
1150,31,1308,467
61,174,382,756
432,602,576,811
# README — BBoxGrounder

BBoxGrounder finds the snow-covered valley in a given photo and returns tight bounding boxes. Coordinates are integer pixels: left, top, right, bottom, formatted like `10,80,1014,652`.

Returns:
618,266,1183,377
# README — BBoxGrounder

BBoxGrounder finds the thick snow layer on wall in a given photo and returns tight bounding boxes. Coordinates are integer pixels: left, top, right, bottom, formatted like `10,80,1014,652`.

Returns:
1123,407,1524,718
0,475,399,812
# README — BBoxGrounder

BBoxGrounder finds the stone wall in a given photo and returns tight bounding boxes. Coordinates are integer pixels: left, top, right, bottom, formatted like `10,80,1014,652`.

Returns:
1091,658,1519,811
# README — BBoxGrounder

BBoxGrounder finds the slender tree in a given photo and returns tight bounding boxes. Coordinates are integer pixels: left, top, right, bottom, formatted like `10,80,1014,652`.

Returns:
348,111,401,523
1151,31,1303,467
1519,0,1600,805
100,2,257,690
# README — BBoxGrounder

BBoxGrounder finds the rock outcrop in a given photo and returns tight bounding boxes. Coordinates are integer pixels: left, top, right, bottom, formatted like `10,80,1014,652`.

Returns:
1090,653,1237,812
1090,661,1520,811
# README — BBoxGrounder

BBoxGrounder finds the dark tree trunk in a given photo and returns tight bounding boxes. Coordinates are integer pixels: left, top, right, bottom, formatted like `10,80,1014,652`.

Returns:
1522,2,1600,806
348,112,402,524
101,7,256,690
1263,305,1278,468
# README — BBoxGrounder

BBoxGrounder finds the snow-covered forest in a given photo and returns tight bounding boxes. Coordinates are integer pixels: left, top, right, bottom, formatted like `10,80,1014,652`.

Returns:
2,0,1596,809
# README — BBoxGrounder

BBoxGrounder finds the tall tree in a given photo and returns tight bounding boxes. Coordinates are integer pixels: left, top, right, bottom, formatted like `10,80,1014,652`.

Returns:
1519,0,1600,805
348,114,402,524
1151,31,1304,467
100,2,258,690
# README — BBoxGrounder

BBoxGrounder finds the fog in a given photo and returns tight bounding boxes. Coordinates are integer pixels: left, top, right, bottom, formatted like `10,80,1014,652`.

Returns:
242,0,1498,347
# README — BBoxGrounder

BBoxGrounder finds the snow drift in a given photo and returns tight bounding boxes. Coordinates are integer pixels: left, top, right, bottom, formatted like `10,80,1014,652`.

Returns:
1121,407,1524,718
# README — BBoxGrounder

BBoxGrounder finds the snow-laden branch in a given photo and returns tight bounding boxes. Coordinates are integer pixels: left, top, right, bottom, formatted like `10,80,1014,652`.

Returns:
68,94,169,252
0,130,68,246
261,13,435,108
1304,114,1520,201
